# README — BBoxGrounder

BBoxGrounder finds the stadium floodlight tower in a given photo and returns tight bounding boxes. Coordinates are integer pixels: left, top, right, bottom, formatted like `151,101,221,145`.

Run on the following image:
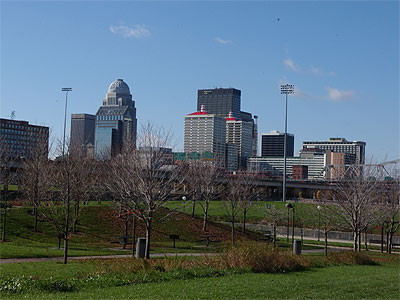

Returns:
280,84,294,202
61,88,72,157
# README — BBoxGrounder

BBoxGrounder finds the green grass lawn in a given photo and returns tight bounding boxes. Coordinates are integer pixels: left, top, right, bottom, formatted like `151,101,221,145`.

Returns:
166,200,400,235
167,200,330,227
2,256,398,300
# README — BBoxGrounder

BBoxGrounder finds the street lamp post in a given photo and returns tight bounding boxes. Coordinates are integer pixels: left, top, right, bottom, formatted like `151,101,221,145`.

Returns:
182,196,187,212
317,205,321,241
280,84,294,203
292,205,295,244
61,88,72,157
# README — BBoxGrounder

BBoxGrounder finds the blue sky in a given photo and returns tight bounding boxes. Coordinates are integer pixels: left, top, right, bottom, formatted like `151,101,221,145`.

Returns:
1,1,399,161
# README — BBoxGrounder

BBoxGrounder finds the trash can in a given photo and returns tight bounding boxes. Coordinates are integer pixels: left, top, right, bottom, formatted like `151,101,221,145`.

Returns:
136,238,146,258
293,240,302,255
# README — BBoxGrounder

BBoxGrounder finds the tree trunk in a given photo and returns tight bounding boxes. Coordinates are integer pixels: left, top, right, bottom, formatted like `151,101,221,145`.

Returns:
33,176,38,231
145,218,152,259
242,208,247,233
202,200,209,232
131,211,136,257
273,223,277,249
231,215,235,245
353,232,358,252
386,231,390,253
1,185,8,242
358,231,362,252
301,227,303,244
324,230,328,258
2,206,6,242
34,207,38,232
191,193,196,217
73,200,80,233
364,230,368,251
123,212,129,249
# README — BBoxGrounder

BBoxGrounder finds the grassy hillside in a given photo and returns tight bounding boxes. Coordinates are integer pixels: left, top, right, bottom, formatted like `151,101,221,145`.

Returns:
0,203,262,259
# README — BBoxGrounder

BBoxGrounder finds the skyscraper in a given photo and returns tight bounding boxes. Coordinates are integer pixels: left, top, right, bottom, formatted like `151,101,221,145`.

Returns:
197,88,241,119
261,130,294,157
95,79,137,158
302,138,366,164
70,114,95,156
184,105,226,164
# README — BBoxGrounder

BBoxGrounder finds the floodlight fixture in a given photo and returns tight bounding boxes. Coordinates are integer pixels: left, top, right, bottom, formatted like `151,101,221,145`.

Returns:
281,84,294,95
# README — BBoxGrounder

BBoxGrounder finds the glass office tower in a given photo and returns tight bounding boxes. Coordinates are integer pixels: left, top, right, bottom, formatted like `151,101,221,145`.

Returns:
197,88,241,119
95,79,137,159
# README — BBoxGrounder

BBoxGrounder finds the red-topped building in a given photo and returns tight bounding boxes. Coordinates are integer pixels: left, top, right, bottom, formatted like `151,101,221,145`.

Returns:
184,105,226,165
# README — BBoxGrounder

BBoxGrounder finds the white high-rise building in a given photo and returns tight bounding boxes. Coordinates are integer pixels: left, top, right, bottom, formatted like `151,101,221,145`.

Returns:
225,112,253,169
302,138,366,164
184,105,226,164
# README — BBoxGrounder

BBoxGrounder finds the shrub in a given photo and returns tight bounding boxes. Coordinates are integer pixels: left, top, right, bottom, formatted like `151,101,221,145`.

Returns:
327,252,377,266
37,277,77,292
162,255,184,271
193,243,310,273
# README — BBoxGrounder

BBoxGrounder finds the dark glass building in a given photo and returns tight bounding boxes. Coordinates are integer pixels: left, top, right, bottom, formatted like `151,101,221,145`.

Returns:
261,130,294,157
0,118,49,159
197,88,241,119
95,79,137,159
70,114,95,154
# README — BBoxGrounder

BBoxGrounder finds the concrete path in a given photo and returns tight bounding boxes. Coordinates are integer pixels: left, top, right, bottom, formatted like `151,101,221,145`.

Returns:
0,252,216,264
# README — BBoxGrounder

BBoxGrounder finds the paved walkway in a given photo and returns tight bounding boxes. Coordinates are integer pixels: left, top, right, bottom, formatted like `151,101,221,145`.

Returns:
0,252,217,264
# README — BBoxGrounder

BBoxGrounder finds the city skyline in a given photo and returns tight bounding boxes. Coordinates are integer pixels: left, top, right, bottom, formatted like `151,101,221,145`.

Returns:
1,1,398,161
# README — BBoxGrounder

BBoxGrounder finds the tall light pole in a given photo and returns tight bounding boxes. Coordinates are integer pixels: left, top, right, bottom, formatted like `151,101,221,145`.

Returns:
61,88,72,157
280,84,294,202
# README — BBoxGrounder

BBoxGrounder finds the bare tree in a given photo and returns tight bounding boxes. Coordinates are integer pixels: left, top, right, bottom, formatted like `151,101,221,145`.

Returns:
0,137,17,241
330,164,381,252
70,149,95,233
223,174,241,245
315,192,339,257
20,137,50,231
107,123,183,258
184,160,203,218
264,205,284,248
380,175,400,253
196,161,223,232
237,171,258,233
38,143,93,264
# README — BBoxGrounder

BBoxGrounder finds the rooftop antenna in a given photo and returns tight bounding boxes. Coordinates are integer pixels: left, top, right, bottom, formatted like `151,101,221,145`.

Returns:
10,111,16,120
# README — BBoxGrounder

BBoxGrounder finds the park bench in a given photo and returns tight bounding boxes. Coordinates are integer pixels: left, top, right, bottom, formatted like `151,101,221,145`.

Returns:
369,239,400,248
369,239,382,244
256,231,274,242
111,236,133,249
169,234,179,248
199,234,220,247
